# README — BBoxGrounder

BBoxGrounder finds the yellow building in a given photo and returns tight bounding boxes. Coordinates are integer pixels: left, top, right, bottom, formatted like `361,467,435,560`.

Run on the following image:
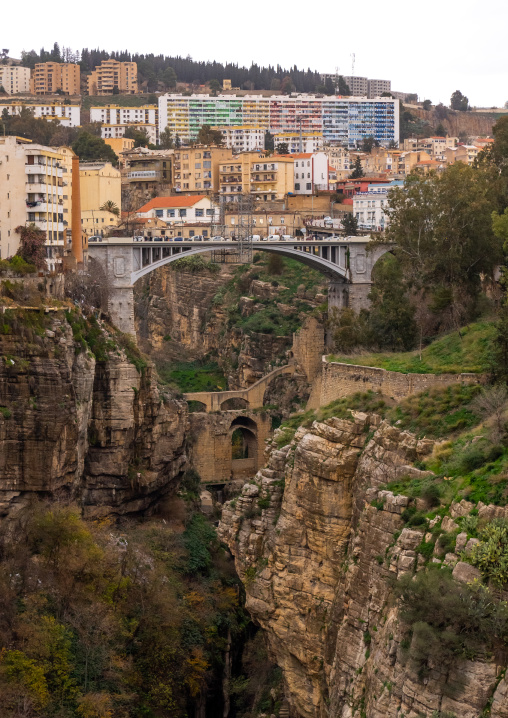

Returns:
250,154,295,200
79,162,121,223
53,145,76,246
30,62,81,95
104,137,135,156
87,60,138,96
173,145,233,192
81,209,119,237
0,65,31,95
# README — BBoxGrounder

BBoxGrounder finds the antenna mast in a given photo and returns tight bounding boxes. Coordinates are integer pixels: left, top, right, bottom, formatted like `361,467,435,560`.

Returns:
351,53,355,76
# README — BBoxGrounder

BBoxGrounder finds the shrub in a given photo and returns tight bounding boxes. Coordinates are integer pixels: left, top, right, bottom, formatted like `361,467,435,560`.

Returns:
421,482,441,507
467,519,508,586
396,565,508,672
438,532,456,554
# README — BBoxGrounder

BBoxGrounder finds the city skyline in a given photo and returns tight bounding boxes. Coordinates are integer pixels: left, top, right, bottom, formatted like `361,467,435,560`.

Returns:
6,0,508,109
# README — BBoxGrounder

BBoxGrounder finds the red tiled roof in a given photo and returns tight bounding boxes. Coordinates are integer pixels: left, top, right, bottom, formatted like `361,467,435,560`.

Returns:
137,195,207,213
291,153,313,159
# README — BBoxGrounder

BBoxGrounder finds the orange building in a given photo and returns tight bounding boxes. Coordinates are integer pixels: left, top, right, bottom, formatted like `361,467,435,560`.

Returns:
87,60,138,96
30,62,81,95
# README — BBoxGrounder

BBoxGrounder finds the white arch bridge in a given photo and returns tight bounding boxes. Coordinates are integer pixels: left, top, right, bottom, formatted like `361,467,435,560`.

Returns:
88,237,389,335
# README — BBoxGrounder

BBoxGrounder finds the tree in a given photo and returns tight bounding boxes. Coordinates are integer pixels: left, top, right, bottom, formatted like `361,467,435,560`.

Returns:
435,122,447,137
112,85,119,95
342,214,358,236
367,253,417,351
124,127,150,148
384,164,503,326
72,132,118,165
280,76,294,94
349,156,364,178
209,79,221,95
360,136,378,153
15,224,47,270
163,66,177,89
264,131,274,151
338,76,350,95
175,134,181,149
99,200,119,217
275,142,289,155
422,99,432,111
267,254,284,275
159,127,174,149
450,89,469,111
196,124,223,146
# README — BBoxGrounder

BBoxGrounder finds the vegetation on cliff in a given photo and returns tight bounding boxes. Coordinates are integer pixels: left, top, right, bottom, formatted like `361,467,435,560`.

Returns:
0,500,247,718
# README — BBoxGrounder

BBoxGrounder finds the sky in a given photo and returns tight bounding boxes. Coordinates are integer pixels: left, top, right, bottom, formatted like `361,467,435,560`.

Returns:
6,0,508,108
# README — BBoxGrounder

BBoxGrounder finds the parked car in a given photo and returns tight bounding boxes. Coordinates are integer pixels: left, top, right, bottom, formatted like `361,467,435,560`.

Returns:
192,235,203,241
266,234,280,240
153,236,163,242
211,236,224,242
88,235,103,242
132,236,143,242
144,237,153,242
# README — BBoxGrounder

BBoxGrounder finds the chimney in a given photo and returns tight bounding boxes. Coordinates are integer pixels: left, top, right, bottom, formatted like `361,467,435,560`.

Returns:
71,155,83,263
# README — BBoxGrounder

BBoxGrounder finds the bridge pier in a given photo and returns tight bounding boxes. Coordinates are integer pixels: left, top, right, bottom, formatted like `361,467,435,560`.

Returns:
109,286,135,336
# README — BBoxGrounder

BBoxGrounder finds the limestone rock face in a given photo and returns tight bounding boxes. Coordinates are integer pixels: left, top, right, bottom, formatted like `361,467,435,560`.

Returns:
0,313,187,520
219,416,504,718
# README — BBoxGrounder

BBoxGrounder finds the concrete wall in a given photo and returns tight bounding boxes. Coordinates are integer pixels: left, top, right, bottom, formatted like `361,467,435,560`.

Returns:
320,358,483,405
188,411,271,483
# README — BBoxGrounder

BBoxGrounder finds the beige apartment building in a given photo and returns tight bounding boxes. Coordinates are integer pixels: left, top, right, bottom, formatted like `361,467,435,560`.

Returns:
444,144,480,166
80,162,121,213
0,136,68,269
219,152,295,201
87,60,138,95
30,62,81,95
0,65,30,95
122,147,173,190
173,146,233,193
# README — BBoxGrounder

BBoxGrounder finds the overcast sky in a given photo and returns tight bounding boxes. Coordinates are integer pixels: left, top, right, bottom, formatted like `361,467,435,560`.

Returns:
7,0,507,108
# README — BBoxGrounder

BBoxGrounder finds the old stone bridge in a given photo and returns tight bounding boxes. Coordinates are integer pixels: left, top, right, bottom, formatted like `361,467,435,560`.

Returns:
184,362,296,412
88,236,390,336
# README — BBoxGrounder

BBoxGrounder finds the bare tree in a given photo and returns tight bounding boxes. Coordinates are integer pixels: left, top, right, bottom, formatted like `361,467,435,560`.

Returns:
471,385,508,442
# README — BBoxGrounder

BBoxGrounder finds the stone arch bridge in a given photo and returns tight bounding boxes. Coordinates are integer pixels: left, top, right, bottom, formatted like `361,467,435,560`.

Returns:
184,362,296,412
88,237,390,336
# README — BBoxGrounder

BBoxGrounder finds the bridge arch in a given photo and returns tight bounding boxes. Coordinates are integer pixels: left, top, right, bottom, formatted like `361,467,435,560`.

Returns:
230,416,258,479
221,397,249,411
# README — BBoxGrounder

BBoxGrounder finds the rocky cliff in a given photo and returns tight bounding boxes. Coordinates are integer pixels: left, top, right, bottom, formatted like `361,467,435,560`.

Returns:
0,309,187,521
219,414,508,718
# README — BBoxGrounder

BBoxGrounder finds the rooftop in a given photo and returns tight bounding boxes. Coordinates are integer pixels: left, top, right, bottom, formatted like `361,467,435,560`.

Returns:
137,196,208,212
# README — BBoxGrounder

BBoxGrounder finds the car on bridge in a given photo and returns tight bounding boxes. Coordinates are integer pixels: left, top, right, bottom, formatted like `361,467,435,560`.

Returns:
88,235,103,242
211,236,224,242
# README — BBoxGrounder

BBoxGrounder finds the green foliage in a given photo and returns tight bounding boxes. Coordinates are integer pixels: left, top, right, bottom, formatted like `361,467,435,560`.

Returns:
65,311,116,362
15,224,47,270
450,90,469,111
171,255,221,274
388,384,482,438
0,406,12,418
183,514,217,574
396,566,508,672
0,255,37,275
72,132,118,165
329,321,496,374
349,156,364,179
196,124,223,146
158,359,227,392
467,519,508,586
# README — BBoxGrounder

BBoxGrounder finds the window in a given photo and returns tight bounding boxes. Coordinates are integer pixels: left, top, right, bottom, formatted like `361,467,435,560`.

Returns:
195,209,204,217
155,209,163,217
206,209,214,216
280,218,285,224
203,161,211,168
179,209,187,217
306,183,312,190
195,153,201,159
167,209,175,217
195,163,201,169
189,230,195,237
295,183,300,190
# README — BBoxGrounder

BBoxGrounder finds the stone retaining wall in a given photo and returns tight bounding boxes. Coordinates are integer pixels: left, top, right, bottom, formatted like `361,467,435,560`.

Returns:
319,357,483,404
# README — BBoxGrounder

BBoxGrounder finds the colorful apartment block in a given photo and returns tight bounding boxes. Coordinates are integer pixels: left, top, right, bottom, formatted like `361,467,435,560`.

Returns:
30,62,81,95
158,94,399,148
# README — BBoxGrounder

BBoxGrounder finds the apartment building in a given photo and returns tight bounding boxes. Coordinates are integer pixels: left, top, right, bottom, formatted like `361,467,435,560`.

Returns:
1,102,80,127
0,136,67,268
90,105,158,143
173,146,233,193
0,65,30,95
122,147,172,191
218,151,264,202
292,152,329,194
30,62,81,95
401,136,458,160
81,209,119,237
136,196,217,224
87,60,138,96
353,185,391,231
273,132,324,153
158,94,399,148
367,79,391,97
444,144,480,166
225,210,305,238
104,137,135,156
214,126,265,152
324,146,351,177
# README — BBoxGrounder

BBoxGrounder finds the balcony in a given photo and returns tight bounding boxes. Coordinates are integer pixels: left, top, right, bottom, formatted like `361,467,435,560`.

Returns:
26,182,48,194
33,220,65,232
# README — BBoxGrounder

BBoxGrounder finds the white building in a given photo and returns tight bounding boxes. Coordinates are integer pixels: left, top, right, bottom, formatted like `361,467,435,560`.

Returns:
0,136,66,269
136,195,218,224
324,146,351,176
0,66,31,95
214,126,264,152
101,123,157,145
1,102,80,127
293,152,329,194
353,185,391,232
273,132,324,153
90,105,159,143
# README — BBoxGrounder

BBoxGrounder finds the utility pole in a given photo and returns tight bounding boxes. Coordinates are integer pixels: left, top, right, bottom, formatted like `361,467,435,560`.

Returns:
351,53,355,76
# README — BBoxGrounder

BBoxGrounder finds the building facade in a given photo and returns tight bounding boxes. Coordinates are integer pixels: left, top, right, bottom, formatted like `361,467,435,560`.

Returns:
30,62,81,95
173,146,233,192
0,66,30,95
90,105,158,143
292,152,329,194
353,185,391,231
79,162,121,215
87,60,138,95
122,148,172,191
0,136,67,269
136,196,217,225
1,102,80,127
214,126,265,152
273,131,324,153
158,94,399,148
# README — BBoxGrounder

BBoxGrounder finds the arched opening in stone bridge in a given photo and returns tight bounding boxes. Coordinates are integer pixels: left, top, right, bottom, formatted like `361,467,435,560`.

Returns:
187,400,207,413
230,417,258,480
221,397,249,411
